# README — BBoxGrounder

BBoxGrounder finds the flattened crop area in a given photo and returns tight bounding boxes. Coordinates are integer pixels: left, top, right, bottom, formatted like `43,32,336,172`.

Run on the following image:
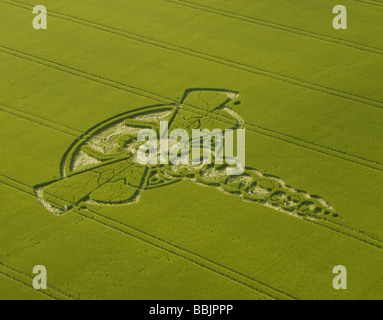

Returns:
0,0,382,299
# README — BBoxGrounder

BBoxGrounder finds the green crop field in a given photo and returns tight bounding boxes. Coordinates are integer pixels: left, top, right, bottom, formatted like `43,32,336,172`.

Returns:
0,0,382,300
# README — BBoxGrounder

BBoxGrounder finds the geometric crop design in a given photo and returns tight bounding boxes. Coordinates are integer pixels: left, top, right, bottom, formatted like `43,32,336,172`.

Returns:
34,89,338,219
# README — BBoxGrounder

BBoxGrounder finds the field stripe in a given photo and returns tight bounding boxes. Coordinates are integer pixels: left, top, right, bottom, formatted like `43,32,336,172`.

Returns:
2,173,383,301
2,173,383,268
75,209,286,300
1,173,383,300
0,263,74,300
2,0,383,111
4,146,383,253
159,0,383,56
9,0,383,58
0,173,36,196
2,83,383,177
0,0,381,299
30,182,294,300
0,47,168,106
2,102,383,250
242,123,383,174
0,103,80,137
309,219,383,250
0,176,289,300
2,46,383,176
46,180,383,252
1,172,382,251
0,270,53,300
181,103,383,174
351,0,383,7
